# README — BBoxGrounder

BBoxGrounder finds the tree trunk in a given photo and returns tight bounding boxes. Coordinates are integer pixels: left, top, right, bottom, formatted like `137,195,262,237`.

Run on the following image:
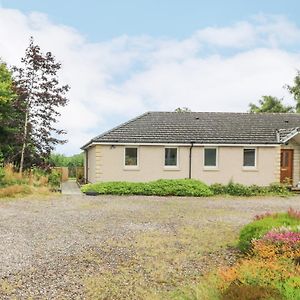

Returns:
19,110,28,174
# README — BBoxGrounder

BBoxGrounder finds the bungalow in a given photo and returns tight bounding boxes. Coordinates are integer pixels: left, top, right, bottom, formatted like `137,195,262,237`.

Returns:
81,112,300,186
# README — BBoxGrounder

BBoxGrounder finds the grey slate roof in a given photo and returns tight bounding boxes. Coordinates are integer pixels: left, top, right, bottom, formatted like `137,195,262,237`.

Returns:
82,112,300,148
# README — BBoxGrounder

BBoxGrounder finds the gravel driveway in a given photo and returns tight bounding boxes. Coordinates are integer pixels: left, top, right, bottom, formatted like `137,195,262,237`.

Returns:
0,194,300,299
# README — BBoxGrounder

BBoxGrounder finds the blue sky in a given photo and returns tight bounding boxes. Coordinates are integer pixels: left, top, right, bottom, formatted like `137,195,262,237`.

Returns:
1,1,300,154
3,0,300,40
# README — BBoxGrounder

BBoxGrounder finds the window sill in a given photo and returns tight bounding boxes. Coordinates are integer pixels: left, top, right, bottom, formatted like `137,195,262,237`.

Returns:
163,166,180,171
242,167,258,172
123,166,140,171
203,167,219,171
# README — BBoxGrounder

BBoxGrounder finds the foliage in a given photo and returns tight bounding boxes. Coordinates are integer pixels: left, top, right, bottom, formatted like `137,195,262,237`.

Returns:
48,170,61,188
238,213,300,252
12,37,70,172
49,153,83,167
82,179,290,198
286,70,300,112
218,258,300,300
174,107,192,112
0,164,59,198
211,182,289,197
0,61,21,164
81,179,213,197
174,210,300,300
249,95,294,113
220,283,283,300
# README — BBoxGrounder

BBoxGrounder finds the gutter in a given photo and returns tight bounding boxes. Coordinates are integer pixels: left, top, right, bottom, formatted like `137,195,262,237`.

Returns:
85,149,89,184
189,142,195,179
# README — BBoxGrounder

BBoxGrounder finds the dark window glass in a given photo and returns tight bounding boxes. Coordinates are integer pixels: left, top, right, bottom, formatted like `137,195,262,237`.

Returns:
243,149,256,167
204,148,217,166
125,148,138,166
165,148,177,166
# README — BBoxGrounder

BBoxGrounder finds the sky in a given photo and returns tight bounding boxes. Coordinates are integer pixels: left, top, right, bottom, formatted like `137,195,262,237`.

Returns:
1,1,300,154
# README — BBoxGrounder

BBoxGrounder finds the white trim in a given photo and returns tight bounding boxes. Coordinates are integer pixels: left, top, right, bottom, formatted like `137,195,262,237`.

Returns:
123,146,140,170
281,130,300,143
203,147,218,169
82,141,280,149
242,147,257,169
164,147,180,170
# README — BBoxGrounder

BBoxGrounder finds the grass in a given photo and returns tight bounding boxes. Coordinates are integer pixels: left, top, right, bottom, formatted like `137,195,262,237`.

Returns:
81,179,290,197
0,164,58,199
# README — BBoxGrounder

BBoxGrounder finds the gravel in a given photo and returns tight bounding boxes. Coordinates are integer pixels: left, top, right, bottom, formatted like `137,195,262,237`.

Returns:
0,194,299,299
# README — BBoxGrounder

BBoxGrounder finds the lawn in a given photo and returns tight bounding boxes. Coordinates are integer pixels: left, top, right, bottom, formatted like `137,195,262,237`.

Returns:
0,194,299,299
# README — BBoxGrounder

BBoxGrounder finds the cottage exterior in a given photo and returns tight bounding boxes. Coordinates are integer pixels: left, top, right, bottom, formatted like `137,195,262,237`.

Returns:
81,112,300,186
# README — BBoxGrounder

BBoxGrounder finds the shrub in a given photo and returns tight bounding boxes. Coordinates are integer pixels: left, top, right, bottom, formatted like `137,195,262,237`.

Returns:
219,258,299,300
210,183,227,195
0,167,5,186
210,182,288,197
268,183,290,195
48,171,61,188
220,283,283,300
238,214,300,252
81,179,213,197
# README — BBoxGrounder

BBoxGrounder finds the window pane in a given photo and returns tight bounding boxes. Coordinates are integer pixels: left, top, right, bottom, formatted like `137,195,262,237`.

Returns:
243,149,255,167
125,148,137,166
204,148,217,166
165,148,177,166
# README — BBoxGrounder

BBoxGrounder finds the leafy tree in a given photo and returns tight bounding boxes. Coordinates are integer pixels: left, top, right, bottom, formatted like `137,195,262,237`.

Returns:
175,107,192,112
49,153,84,168
12,38,70,173
0,61,19,163
286,70,300,112
249,96,294,113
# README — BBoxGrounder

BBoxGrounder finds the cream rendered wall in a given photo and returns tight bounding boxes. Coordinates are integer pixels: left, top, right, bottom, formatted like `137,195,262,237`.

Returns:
192,146,279,185
86,145,102,183
87,144,280,186
97,145,190,182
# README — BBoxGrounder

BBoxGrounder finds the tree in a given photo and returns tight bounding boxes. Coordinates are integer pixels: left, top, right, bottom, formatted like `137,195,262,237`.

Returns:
49,153,84,168
286,70,300,112
12,38,70,173
249,96,294,113
174,107,192,112
0,61,20,163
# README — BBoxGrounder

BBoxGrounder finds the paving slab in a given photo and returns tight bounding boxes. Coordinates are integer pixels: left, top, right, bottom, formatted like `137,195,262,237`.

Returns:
61,180,82,195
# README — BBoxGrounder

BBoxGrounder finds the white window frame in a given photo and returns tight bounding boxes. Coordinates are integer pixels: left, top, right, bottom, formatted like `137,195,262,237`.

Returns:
242,147,257,169
164,147,180,169
203,147,218,169
124,146,139,169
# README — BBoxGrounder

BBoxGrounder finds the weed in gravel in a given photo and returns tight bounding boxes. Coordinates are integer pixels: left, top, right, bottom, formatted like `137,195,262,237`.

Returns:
83,222,237,300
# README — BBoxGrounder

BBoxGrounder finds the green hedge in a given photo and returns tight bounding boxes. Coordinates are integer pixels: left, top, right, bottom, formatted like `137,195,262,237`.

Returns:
238,213,300,252
81,179,213,197
81,179,290,198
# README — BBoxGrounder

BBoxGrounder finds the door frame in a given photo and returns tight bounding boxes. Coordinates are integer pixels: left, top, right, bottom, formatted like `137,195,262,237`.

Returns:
280,149,294,184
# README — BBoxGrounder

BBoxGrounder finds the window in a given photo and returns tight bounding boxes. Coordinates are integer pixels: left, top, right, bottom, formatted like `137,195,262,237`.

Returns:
243,148,256,167
165,148,178,166
204,148,217,167
125,147,138,166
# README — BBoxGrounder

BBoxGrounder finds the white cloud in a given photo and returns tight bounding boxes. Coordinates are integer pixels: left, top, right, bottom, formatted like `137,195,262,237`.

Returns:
0,8,300,154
